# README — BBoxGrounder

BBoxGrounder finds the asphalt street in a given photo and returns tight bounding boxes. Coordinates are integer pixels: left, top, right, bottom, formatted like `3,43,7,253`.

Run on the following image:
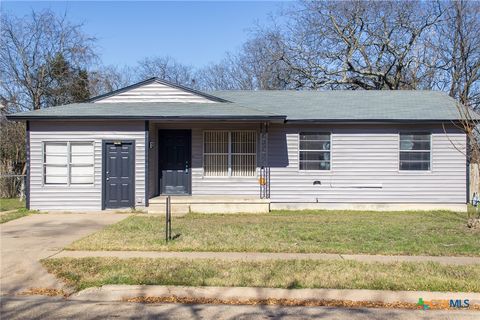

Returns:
1,296,478,320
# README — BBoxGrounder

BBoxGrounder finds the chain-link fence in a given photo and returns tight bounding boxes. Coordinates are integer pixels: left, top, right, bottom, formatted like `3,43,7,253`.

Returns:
0,174,26,199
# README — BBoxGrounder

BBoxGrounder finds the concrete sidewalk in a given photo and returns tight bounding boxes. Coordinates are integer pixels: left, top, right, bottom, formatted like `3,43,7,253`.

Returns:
70,284,480,307
53,250,480,265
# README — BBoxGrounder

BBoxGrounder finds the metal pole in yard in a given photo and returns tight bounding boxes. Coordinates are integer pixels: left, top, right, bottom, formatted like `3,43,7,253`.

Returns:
168,196,172,240
165,196,170,242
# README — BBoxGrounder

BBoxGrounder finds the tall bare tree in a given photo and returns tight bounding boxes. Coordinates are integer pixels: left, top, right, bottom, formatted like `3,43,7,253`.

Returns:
135,56,194,86
265,0,445,90
88,65,135,97
197,33,291,90
434,1,480,110
0,9,96,112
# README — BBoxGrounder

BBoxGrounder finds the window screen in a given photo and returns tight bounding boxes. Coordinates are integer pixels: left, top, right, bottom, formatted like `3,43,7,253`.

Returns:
204,131,256,176
203,131,229,176
299,132,331,170
399,133,431,171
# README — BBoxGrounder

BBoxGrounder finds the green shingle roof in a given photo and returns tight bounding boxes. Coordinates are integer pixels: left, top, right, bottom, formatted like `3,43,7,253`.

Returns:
8,89,468,122
7,102,284,121
212,90,465,121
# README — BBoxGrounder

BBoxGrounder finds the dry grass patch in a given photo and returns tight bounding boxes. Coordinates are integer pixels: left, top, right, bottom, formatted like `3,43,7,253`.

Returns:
125,296,480,311
0,208,36,224
41,257,480,292
68,211,480,256
18,288,68,297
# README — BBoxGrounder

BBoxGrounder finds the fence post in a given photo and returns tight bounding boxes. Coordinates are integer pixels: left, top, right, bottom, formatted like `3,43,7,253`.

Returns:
0,174,26,199
470,163,479,202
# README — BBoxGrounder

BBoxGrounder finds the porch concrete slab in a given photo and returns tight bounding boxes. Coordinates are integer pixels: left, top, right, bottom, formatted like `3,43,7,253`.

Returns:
52,250,480,266
149,195,270,204
148,195,271,214
69,284,480,305
0,213,129,295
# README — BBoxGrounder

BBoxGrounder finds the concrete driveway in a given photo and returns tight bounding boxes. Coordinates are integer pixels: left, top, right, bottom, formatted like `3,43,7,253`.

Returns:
0,213,128,295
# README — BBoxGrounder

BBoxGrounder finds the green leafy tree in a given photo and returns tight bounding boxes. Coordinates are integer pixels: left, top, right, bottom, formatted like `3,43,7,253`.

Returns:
43,53,91,107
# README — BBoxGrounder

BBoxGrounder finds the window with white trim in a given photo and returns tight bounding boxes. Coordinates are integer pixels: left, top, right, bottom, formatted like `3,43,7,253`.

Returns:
399,133,431,171
203,131,256,176
299,132,331,170
43,142,94,185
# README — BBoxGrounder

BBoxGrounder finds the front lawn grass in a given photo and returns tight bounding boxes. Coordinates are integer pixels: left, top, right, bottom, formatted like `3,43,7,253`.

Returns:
41,257,480,292
0,198,25,211
68,210,480,256
0,208,32,224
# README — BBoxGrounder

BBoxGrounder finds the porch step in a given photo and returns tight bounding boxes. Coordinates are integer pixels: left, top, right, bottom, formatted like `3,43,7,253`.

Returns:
147,203,191,216
147,195,270,215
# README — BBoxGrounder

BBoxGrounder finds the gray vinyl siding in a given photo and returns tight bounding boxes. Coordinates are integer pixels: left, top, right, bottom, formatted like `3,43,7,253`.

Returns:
149,123,260,197
268,123,466,203
147,122,466,203
29,121,146,211
94,82,216,103
29,120,466,210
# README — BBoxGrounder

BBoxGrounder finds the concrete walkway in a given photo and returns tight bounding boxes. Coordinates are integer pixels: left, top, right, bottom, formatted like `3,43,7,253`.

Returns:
53,250,480,265
70,285,480,306
0,213,129,295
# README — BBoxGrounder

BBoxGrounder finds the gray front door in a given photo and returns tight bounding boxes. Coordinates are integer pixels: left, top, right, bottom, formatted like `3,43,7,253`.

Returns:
104,141,135,209
159,130,191,195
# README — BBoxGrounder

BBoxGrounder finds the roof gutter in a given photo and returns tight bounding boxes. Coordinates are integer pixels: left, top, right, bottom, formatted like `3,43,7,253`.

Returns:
6,115,287,122
285,119,465,124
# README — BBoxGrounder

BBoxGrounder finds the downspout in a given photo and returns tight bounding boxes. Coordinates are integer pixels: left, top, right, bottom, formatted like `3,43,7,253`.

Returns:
466,133,471,205
145,120,149,208
25,121,30,210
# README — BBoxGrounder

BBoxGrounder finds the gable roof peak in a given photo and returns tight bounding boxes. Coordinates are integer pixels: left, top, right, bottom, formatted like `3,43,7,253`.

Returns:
88,77,230,103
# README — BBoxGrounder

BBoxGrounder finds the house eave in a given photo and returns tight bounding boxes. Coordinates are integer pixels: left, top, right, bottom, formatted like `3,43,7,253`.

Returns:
284,119,464,124
6,115,286,122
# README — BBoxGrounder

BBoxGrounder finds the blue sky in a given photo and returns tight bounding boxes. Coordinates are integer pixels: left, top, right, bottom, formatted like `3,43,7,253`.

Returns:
2,1,285,68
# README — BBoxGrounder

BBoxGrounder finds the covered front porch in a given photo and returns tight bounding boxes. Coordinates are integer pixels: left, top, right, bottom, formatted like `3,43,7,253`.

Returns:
145,121,273,213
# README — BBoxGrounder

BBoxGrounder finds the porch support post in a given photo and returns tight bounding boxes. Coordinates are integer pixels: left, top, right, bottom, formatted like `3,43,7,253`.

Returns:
259,122,270,199
145,120,149,207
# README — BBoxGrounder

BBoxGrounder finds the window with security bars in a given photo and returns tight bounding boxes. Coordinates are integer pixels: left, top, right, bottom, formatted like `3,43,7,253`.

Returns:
204,131,256,176
299,132,331,170
43,142,94,185
399,133,431,171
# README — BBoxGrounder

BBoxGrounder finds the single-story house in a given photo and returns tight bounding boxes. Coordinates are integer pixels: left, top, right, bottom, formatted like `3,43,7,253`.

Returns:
7,77,470,213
